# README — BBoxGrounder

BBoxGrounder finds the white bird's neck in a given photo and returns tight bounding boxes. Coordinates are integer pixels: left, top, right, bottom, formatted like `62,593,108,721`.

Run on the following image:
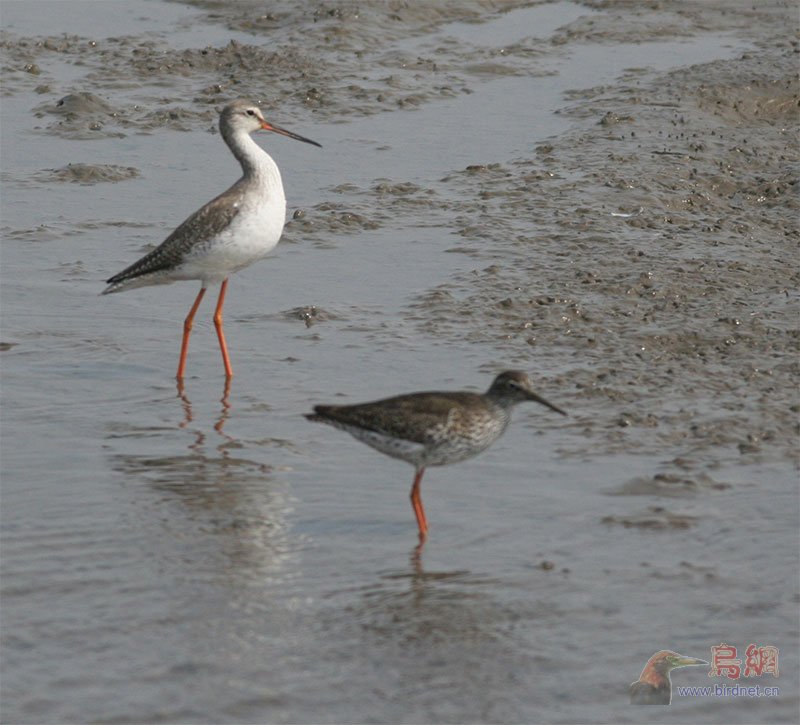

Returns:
225,127,283,190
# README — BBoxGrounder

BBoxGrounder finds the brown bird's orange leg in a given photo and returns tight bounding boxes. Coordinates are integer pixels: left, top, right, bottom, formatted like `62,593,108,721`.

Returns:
177,286,207,380
410,467,429,542
213,278,233,378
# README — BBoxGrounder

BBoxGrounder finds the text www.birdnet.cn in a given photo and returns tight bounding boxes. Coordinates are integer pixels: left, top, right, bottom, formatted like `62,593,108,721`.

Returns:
675,684,780,698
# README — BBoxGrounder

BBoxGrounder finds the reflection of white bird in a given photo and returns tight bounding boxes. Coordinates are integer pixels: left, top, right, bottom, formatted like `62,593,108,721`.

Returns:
103,99,320,380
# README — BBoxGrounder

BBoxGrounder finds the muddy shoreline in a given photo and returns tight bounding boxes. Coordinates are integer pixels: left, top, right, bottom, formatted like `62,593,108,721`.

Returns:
408,0,799,474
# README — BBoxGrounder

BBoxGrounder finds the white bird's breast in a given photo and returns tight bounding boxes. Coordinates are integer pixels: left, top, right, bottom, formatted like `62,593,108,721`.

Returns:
184,185,287,282
225,190,287,259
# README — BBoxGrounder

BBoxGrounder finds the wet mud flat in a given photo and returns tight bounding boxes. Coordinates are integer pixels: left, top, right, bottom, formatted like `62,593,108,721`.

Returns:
413,0,799,470
1,0,799,723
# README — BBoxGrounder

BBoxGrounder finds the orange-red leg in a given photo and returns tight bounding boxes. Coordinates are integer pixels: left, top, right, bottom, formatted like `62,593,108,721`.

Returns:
410,467,429,541
213,278,233,378
177,286,207,380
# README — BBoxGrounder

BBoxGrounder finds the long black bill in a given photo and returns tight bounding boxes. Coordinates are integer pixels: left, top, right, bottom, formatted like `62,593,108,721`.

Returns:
261,121,321,148
526,390,568,416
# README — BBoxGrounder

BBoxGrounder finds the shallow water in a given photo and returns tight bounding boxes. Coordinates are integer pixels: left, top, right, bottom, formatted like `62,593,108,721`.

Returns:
2,1,798,723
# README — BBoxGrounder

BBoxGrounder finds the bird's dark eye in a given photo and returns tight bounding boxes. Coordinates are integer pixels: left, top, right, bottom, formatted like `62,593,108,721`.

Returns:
246,109,256,116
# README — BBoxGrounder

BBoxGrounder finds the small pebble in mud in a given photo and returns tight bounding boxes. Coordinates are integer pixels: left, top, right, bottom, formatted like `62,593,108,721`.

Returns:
281,305,337,327
539,560,555,571
304,88,322,104
293,209,306,219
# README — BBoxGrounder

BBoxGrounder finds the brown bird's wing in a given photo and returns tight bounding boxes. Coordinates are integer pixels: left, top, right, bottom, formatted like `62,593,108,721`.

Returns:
312,391,483,444
104,182,246,287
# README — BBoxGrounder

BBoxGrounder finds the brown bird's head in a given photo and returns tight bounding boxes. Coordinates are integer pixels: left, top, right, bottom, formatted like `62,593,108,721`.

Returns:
638,650,708,686
629,650,708,705
486,370,567,416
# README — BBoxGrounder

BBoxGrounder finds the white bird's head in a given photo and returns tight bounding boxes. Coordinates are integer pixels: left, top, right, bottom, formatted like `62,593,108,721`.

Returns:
220,99,321,147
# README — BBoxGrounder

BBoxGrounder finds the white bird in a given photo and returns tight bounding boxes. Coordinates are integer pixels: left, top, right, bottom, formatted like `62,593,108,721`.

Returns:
102,99,320,380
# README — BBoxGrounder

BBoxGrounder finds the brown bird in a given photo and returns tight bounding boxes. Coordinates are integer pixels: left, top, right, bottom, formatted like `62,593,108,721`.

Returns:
305,370,567,544
629,650,708,704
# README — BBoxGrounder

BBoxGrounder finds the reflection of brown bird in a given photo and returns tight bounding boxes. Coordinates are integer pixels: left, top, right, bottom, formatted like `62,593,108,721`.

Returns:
305,371,566,545
103,100,320,380
629,650,708,704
